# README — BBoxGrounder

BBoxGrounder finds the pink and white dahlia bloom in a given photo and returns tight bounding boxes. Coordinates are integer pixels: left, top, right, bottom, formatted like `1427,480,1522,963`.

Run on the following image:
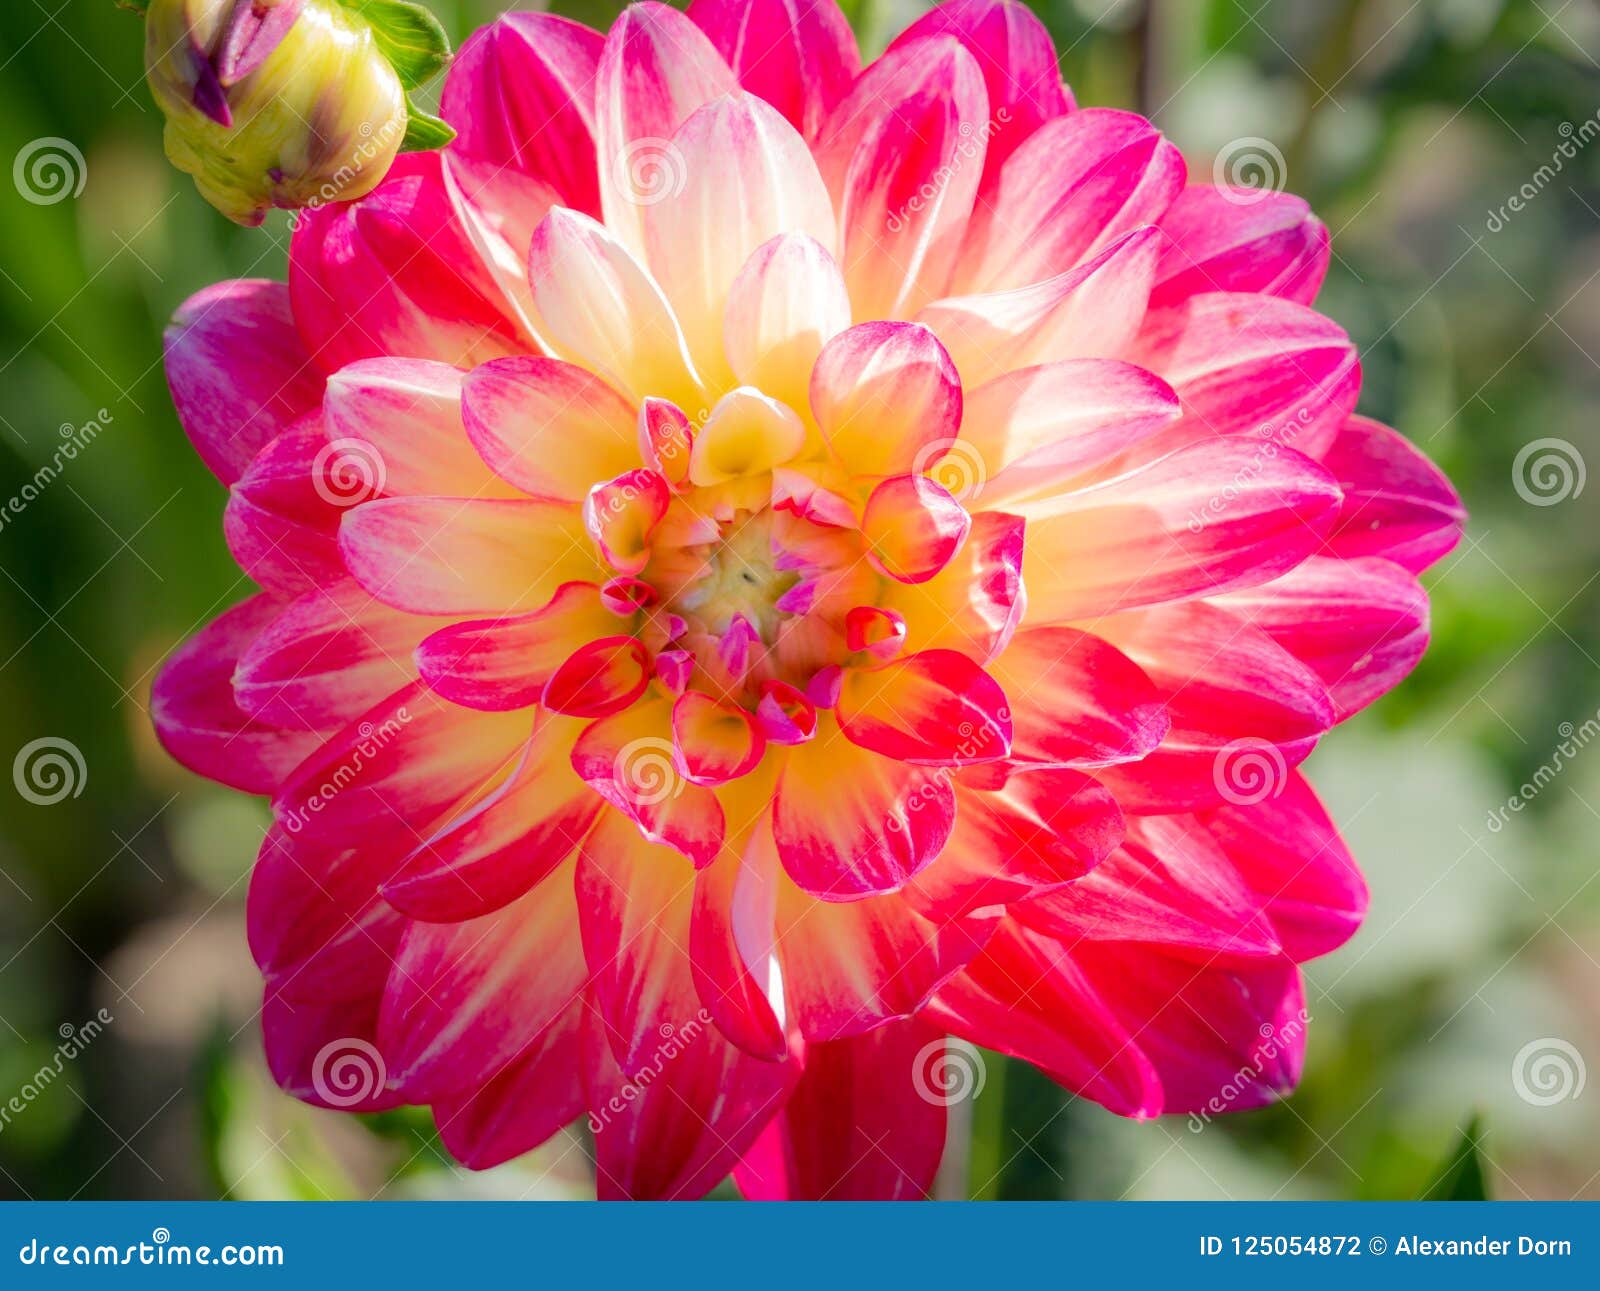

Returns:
153,0,1464,1199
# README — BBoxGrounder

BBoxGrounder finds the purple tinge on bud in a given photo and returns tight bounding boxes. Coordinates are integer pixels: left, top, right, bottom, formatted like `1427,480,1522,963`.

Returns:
215,0,306,87
188,38,233,127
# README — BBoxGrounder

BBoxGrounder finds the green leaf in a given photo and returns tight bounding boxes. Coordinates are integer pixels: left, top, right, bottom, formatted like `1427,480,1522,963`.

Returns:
342,0,452,90
1422,1115,1491,1200
399,97,456,153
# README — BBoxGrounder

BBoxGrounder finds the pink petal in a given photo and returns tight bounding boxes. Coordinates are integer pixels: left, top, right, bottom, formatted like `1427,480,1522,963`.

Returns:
927,920,1162,1117
462,355,642,503
880,511,1024,662
733,1018,948,1200
887,0,1073,186
338,495,594,616
672,691,765,785
772,714,955,899
777,878,993,1040
837,649,1011,765
1021,437,1343,623
1127,292,1360,462
1013,814,1284,961
907,766,1124,917
1322,415,1466,573
861,474,971,584
152,596,324,794
957,108,1184,294
163,280,322,485
222,419,347,599
918,225,1160,386
988,625,1169,767
289,152,532,371
1151,185,1330,308
811,322,961,477
644,93,836,385
595,2,735,254
1197,769,1369,960
234,579,434,730
441,12,604,216
687,0,860,141
382,715,603,923
541,635,651,718
433,996,590,1168
525,210,706,407
323,359,521,500
586,980,796,1200
570,696,726,867
415,583,617,712
1216,555,1430,720
378,855,588,1101
814,35,989,318
1091,601,1334,813
959,358,1181,506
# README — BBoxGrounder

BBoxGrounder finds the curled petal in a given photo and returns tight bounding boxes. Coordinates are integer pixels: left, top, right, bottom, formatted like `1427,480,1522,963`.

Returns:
881,511,1025,662
690,387,807,485
585,469,671,576
838,650,1011,767
811,322,960,478
861,475,972,584
541,635,651,718
672,691,766,785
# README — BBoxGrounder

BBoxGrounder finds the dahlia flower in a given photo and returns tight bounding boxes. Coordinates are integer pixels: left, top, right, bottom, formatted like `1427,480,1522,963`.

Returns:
153,0,1464,1199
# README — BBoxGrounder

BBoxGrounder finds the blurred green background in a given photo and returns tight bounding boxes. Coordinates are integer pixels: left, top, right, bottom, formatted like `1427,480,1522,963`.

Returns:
2,0,1598,1200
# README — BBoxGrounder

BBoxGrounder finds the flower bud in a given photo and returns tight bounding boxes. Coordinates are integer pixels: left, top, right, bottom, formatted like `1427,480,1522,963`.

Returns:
145,0,406,225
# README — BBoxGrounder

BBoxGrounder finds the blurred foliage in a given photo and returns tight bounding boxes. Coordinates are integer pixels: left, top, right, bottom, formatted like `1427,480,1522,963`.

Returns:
1,0,1598,1200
